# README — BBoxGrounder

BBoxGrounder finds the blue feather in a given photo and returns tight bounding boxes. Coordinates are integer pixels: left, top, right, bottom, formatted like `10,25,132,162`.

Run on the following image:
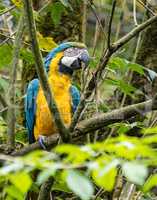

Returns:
44,42,86,72
25,78,39,143
70,85,80,113
44,43,71,72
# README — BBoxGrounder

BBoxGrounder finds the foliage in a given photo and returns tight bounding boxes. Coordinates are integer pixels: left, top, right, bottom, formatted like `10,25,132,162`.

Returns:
0,0,157,200
1,127,157,199
37,32,57,51
0,45,12,69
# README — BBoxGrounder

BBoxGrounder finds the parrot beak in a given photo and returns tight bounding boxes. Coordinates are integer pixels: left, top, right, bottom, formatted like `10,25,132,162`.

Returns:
59,48,90,75
79,49,90,68
71,49,90,70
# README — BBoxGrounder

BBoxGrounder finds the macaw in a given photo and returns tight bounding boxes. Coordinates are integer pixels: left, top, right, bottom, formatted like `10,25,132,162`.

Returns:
25,42,90,144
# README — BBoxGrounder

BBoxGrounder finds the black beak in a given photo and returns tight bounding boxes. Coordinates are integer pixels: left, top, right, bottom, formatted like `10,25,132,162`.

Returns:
71,50,90,70
71,58,82,70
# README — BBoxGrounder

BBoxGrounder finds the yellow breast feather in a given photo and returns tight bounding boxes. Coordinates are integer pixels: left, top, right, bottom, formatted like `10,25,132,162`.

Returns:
34,52,72,140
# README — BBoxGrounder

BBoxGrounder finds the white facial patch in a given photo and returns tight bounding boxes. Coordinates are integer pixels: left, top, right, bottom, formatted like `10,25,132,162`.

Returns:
61,56,77,67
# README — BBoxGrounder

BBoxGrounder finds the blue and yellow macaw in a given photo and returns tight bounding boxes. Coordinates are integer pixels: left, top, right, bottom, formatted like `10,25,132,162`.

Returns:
25,42,90,144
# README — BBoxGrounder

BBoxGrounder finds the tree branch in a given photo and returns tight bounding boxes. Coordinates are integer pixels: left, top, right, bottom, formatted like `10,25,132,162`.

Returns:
107,0,116,49
88,0,107,40
23,0,70,142
0,5,16,16
112,14,157,51
7,16,25,150
38,177,54,200
75,98,156,134
70,13,157,131
12,96,157,156
137,0,156,16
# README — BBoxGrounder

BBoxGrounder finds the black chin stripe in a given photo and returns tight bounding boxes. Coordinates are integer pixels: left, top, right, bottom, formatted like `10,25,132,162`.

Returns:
59,64,73,76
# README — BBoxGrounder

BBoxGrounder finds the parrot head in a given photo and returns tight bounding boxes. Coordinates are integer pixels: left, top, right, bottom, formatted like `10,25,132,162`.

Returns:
44,42,90,76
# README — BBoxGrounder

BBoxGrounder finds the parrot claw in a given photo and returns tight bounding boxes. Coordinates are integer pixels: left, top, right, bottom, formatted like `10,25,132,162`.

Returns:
38,135,47,150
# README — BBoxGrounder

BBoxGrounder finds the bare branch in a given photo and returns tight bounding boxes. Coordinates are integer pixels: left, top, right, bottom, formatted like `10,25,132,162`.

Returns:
23,0,70,142
112,14,157,51
0,5,16,16
7,16,25,150
0,32,30,46
107,0,116,49
137,0,156,16
88,0,107,40
38,177,54,200
13,96,157,156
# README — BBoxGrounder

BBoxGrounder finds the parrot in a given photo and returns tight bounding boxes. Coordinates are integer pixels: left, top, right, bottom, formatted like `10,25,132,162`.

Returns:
24,42,90,145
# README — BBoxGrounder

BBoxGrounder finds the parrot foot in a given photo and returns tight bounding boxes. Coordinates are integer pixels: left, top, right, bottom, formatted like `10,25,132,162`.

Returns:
38,135,47,150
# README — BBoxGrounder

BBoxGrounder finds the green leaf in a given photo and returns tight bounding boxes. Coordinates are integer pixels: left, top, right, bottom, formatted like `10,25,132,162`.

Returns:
55,144,91,164
92,159,118,191
142,126,157,135
11,0,23,8
127,63,145,75
0,45,12,68
20,49,34,65
122,162,148,185
108,57,128,73
5,185,24,200
143,174,157,192
37,166,57,185
53,179,71,193
105,79,136,96
119,80,136,95
65,170,94,200
0,161,23,175
37,32,57,51
9,172,32,194
51,2,65,26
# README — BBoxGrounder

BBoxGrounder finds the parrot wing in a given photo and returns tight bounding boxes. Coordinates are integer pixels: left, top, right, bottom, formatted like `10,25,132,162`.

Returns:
70,85,80,113
25,78,39,143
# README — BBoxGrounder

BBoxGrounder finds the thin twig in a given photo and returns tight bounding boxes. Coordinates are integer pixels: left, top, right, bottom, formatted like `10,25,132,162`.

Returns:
137,0,156,16
133,0,138,26
94,188,104,200
115,0,127,41
119,182,136,200
107,0,117,49
0,5,16,16
0,32,30,46
38,177,54,200
82,0,87,43
23,0,70,142
112,14,157,52
7,16,25,151
0,32,16,46
38,0,51,13
92,21,100,56
88,0,107,40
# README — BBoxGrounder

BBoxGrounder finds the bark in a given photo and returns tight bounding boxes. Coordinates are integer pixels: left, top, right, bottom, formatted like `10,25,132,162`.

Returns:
38,177,54,200
7,16,25,151
12,95,157,156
